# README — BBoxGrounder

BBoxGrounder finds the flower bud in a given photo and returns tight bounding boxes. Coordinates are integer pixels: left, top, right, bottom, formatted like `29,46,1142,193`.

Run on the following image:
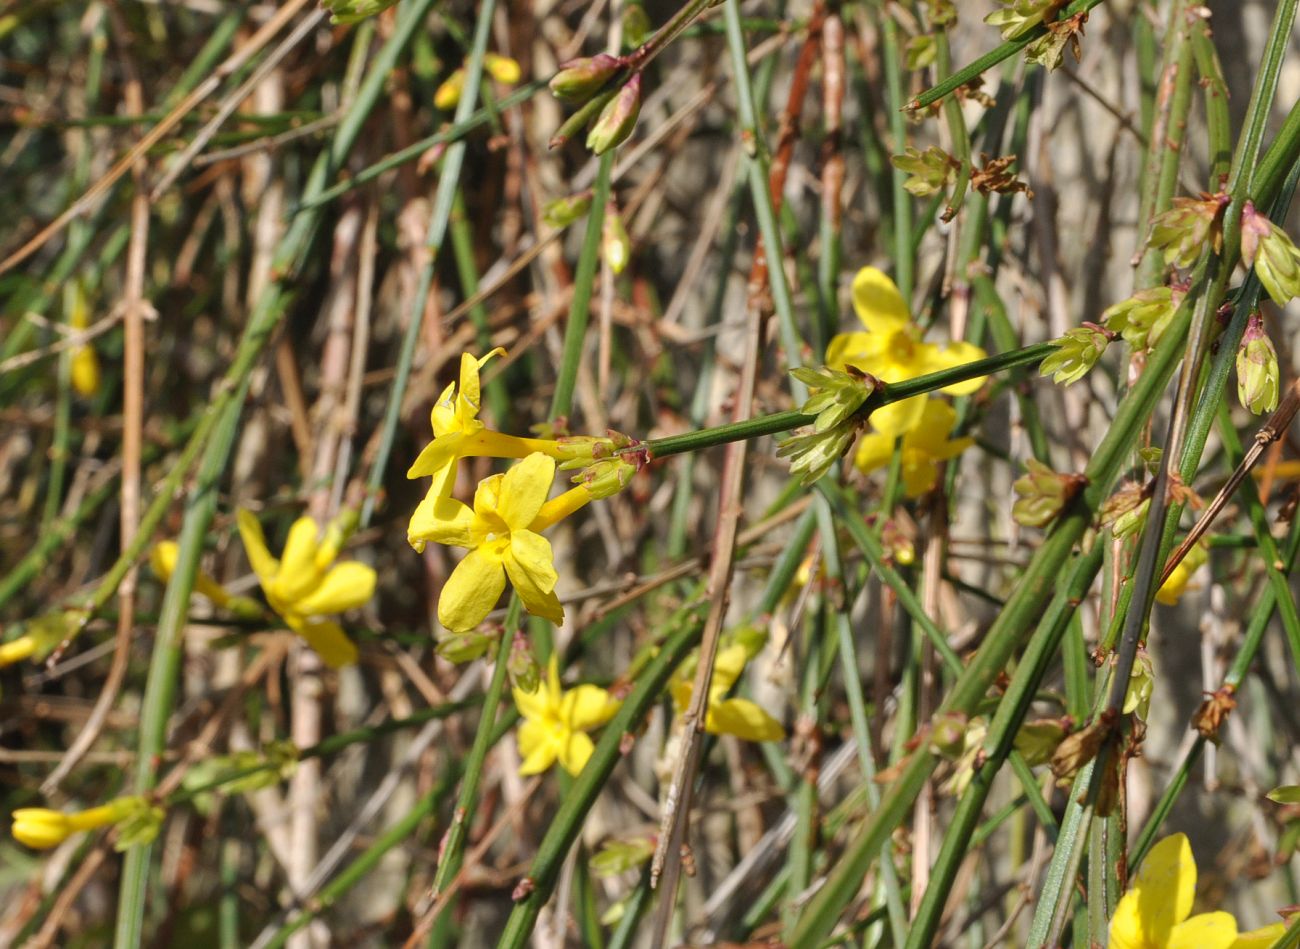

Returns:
984,0,1067,40
602,210,631,275
905,35,938,70
484,53,522,85
1039,323,1112,385
320,0,400,25
574,457,638,499
1012,718,1069,766
1237,312,1280,415
928,712,969,759
549,54,622,103
590,835,656,876
586,74,641,155
113,797,165,851
1012,458,1087,528
776,424,858,486
1147,192,1228,269
1123,650,1154,720
434,69,465,111
543,191,593,229
1242,202,1300,305
436,629,496,664
1024,11,1088,71
0,608,88,669
890,145,958,198
507,630,540,694
790,365,877,432
1103,286,1180,351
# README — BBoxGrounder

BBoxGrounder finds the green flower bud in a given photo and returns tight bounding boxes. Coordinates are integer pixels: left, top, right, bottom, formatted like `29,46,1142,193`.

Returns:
436,629,496,664
586,73,641,155
776,424,858,486
1266,785,1300,806
554,431,635,468
924,0,957,26
590,835,656,877
1241,201,1300,305
1123,650,1155,720
984,0,1067,40
550,54,622,104
507,630,539,694
1012,458,1087,528
890,145,958,197
602,210,631,275
1147,192,1228,270
790,365,877,432
574,457,638,499
1039,323,1112,385
1237,312,1280,415
928,712,969,759
543,191,594,229
1110,496,1150,540
1012,718,1069,767
114,797,165,851
1103,286,1181,350
320,0,400,25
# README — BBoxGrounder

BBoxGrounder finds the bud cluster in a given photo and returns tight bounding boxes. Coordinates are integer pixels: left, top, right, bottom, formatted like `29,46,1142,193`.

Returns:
549,56,642,156
1012,458,1087,528
890,146,959,198
777,366,879,485
1103,285,1181,351
1039,323,1113,386
1241,201,1300,305
984,0,1068,41
1147,192,1229,269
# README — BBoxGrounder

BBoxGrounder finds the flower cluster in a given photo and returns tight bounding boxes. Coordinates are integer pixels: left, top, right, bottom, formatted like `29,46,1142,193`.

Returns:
808,266,984,493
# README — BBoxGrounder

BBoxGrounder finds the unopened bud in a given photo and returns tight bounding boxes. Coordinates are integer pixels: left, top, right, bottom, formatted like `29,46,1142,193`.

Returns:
1147,192,1228,270
575,457,638,499
507,630,540,694
1013,718,1069,766
586,73,641,155
1039,323,1112,385
928,712,969,759
1103,286,1180,351
549,54,622,103
890,145,958,197
602,210,631,275
790,365,877,432
1237,312,1280,415
1012,458,1087,528
436,629,496,664
320,0,400,25
543,191,593,229
591,835,656,876
1242,202,1300,305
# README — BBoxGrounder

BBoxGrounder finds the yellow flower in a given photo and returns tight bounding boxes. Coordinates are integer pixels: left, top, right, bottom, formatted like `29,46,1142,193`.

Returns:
1231,918,1298,948
236,511,376,668
417,452,567,631
1156,541,1209,606
433,54,522,110
826,267,987,438
151,541,233,608
513,655,620,775
1109,833,1238,949
407,349,559,551
852,399,974,497
11,796,143,850
671,643,785,742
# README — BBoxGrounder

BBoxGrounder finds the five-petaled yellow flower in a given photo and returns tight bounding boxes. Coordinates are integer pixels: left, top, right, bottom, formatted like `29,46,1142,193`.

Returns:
1109,833,1238,949
671,643,785,741
407,349,557,552
513,655,620,775
237,511,376,669
826,266,987,438
852,399,974,497
418,452,568,631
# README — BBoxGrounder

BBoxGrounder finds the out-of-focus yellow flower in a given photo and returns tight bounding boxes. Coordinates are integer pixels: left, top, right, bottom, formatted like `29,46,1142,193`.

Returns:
151,541,232,608
417,452,568,631
853,399,974,497
1156,540,1209,606
1109,833,1238,949
671,643,785,742
0,609,87,669
513,655,620,775
11,796,151,850
434,54,522,110
236,511,376,668
826,267,986,437
67,282,99,398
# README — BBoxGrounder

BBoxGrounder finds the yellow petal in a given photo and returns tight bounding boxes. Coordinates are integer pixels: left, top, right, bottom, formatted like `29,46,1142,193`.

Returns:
900,452,939,498
1109,890,1146,949
71,345,100,397
409,495,477,549
933,340,988,395
854,431,895,475
11,809,72,849
434,68,464,110
562,684,620,731
669,678,692,714
557,730,596,776
406,432,462,479
498,453,557,529
294,562,376,616
706,698,785,741
711,643,748,694
273,517,323,603
472,472,506,523
438,547,506,631
1132,833,1198,944
484,53,521,84
517,720,559,775
151,542,179,581
514,655,560,720
909,400,958,452
288,616,359,668
851,266,912,333
825,330,888,372
505,531,563,624
1169,912,1239,949
236,510,280,586
1231,921,1290,949
868,394,927,438
430,381,457,437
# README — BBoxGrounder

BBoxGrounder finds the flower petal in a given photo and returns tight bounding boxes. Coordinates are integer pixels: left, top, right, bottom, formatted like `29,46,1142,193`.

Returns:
406,433,461,479
516,720,559,775
562,684,620,731
851,266,912,333
294,562,376,616
237,510,280,587
707,698,785,741
1169,912,1239,949
289,616,358,668
929,340,989,395
505,531,563,624
826,330,889,372
438,547,506,631
498,453,557,529
868,394,927,438
900,453,940,498
409,495,477,549
514,655,559,720
1132,833,1197,946
557,730,596,776
711,643,748,694
854,431,895,475
274,517,323,603
1230,921,1289,949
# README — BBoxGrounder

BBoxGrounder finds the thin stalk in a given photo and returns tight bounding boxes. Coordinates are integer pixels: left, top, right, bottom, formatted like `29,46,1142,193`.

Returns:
878,0,913,296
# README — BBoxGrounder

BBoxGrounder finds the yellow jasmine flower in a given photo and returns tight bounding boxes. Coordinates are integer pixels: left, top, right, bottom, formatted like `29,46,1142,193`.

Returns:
434,54,522,110
826,266,987,437
513,655,620,775
0,609,86,669
236,511,376,668
151,541,233,608
1109,833,1238,949
1156,540,1209,606
671,643,785,742
407,349,559,551
852,399,974,497
67,282,99,398
417,452,572,631
1231,918,1298,948
11,796,149,850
